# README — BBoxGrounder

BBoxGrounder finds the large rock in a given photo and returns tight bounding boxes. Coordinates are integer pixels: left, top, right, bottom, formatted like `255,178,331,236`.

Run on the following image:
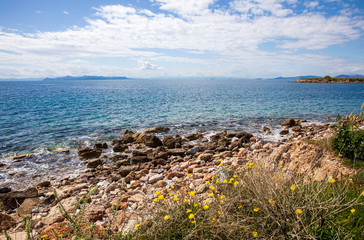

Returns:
167,148,185,156
184,133,202,141
120,134,135,144
144,126,170,133
135,134,163,147
130,156,150,164
119,165,139,177
282,119,296,128
113,144,128,152
162,136,181,149
43,196,78,225
0,213,16,231
84,205,106,222
17,197,41,217
86,158,103,168
94,142,108,149
78,147,102,159
0,187,38,210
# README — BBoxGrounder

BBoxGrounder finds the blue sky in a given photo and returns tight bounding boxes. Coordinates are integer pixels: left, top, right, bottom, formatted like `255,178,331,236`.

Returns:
0,0,363,79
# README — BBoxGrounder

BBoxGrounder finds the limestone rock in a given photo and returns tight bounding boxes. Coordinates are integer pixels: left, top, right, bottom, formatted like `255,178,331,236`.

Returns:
43,196,78,225
78,147,102,159
144,126,170,133
135,134,163,147
0,187,38,210
282,119,296,127
17,197,41,217
0,213,16,231
86,158,103,168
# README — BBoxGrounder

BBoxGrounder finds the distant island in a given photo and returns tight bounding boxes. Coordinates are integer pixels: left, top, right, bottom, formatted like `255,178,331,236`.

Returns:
43,75,128,81
293,75,364,83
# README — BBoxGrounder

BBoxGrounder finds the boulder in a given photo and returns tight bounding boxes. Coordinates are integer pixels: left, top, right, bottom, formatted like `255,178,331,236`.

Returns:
167,148,185,156
135,134,163,147
184,133,202,141
198,153,213,161
280,129,289,135
84,205,106,222
0,187,11,194
94,142,108,149
119,165,139,177
120,134,135,144
0,213,16,231
17,198,42,217
186,146,199,155
10,154,32,161
110,154,128,162
43,196,78,225
113,144,128,152
148,174,164,184
162,136,180,149
130,156,150,164
86,158,103,168
0,187,38,210
144,126,170,133
282,119,296,128
78,147,102,159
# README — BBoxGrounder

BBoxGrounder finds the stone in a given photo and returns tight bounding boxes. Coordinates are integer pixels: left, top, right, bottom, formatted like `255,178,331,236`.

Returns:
148,174,164,184
84,205,106,222
120,134,135,144
105,182,121,193
144,126,170,133
186,146,199,155
10,154,32,161
113,144,128,152
95,142,108,149
280,129,289,135
0,213,16,231
167,148,185,156
86,158,103,168
110,154,128,162
135,134,163,147
128,193,146,202
0,187,11,194
115,159,131,168
0,231,26,240
184,133,202,141
130,156,150,164
282,118,296,127
261,126,271,132
198,153,213,161
251,141,263,150
195,184,208,194
129,181,142,189
43,196,78,225
118,165,139,177
78,147,102,159
0,187,38,210
167,171,185,179
37,181,51,188
151,158,167,166
162,136,178,149
154,180,167,188
17,198,41,217
292,125,303,132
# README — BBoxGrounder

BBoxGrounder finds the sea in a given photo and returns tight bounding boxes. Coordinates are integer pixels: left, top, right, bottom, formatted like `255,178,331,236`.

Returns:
0,78,363,188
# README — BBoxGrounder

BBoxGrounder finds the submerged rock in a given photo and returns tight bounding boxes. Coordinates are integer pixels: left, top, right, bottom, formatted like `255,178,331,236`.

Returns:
144,126,170,133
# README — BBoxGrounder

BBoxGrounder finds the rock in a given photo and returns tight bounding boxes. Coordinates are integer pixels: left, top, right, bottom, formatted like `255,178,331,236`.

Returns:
162,136,179,149
84,205,106,222
95,142,108,149
110,154,128,162
151,158,167,166
115,159,131,167
0,231,26,240
251,141,263,150
261,126,271,132
17,198,41,217
0,187,11,194
292,125,303,132
10,154,32,161
132,150,148,157
130,156,150,164
119,165,139,177
120,134,135,144
129,181,142,189
113,144,128,152
154,180,167,188
0,187,38,210
43,196,78,225
167,171,185,179
167,148,185,156
135,134,163,147
282,119,296,128
195,184,208,194
128,193,146,202
86,158,103,168
144,126,170,133
105,182,121,193
78,147,102,159
148,174,164,184
0,213,16,231
184,133,202,141
198,153,213,161
37,181,51,188
280,129,289,135
186,146,199,155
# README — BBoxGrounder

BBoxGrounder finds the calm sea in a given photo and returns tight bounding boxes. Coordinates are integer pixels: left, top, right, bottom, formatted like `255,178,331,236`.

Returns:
0,78,363,187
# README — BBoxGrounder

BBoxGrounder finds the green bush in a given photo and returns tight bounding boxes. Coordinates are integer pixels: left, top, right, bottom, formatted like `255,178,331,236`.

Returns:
333,107,364,163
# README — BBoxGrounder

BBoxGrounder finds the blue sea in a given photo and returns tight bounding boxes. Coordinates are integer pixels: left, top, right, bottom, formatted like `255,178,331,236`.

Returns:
0,78,363,188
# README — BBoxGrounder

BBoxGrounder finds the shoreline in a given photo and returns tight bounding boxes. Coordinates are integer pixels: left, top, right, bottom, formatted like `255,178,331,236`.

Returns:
293,77,364,83
0,118,358,238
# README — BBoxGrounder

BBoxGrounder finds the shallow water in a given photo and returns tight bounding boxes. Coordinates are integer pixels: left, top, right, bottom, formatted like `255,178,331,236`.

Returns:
1,78,363,188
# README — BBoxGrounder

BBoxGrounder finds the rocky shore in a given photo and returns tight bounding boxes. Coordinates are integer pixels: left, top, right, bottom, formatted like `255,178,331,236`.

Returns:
0,120,356,239
293,77,364,83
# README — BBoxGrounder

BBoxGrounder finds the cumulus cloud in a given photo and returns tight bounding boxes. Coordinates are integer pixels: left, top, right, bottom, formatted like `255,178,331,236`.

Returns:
0,1,363,78
63,11,70,15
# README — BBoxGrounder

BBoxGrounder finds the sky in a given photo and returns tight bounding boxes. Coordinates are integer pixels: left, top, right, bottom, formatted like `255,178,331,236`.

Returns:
0,0,363,79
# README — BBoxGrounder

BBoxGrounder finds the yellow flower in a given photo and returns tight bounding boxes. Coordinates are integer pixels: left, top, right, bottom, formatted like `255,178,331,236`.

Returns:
268,199,274,204
183,198,187,203
171,185,174,189
187,174,191,177
290,185,296,191
188,213,194,219
362,191,364,197
173,195,178,201
135,224,140,229
296,209,303,215
233,175,237,178
217,174,220,177
205,199,210,203
158,195,165,200
209,185,215,190
155,190,161,195
188,191,195,197
256,172,260,175
153,198,158,202
220,200,224,203
252,231,258,237
328,179,335,183
243,184,246,187
208,193,214,197
164,215,170,221
186,209,192,213
220,195,226,199
217,211,222,215
234,181,239,186
168,188,171,191
206,181,210,184
348,178,353,184
238,206,243,209
169,193,173,196
219,163,223,166
253,208,259,212
218,159,222,162
350,208,355,214
212,217,216,222
223,180,227,184
211,176,215,179
279,165,283,168
194,203,198,207
191,220,196,223
223,166,228,169
246,158,249,161
203,205,209,210
216,179,221,184
41,235,47,239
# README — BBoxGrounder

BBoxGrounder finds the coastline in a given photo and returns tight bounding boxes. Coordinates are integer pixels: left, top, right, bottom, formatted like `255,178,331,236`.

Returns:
0,118,359,238
293,77,364,83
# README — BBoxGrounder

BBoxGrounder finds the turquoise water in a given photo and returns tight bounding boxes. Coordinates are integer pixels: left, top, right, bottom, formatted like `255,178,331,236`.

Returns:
1,78,363,154
0,78,363,187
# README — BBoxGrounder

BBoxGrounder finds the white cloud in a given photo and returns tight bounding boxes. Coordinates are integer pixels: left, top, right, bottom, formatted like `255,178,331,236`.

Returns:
0,1,363,78
304,1,319,8
63,11,70,15
35,10,42,14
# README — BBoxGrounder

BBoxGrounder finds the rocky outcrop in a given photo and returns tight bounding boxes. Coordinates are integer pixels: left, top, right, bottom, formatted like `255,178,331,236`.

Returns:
0,187,38,210
144,126,170,133
78,147,102,159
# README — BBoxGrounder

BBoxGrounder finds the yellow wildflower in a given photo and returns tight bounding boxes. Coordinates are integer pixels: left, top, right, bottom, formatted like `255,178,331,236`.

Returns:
209,185,215,190
328,179,335,183
188,191,195,197
188,213,194,219
256,172,260,175
348,178,353,184
206,181,210,184
203,205,209,210
208,193,214,197
187,174,191,177
362,191,364,197
216,179,221,184
252,231,258,237
268,199,274,204
41,235,47,239
220,195,226,200
164,215,170,221
290,185,296,191
296,209,303,215
238,206,243,209
186,209,192,213
205,199,210,203
183,198,187,203
219,163,223,166
350,208,355,214
212,217,216,222
158,195,165,200
217,211,222,215
253,208,259,212
223,180,227,184
173,195,178,201
217,174,220,177
234,181,239,186
153,198,158,202
155,190,161,195
135,224,140,229
220,200,224,203
191,220,196,223
194,203,198,207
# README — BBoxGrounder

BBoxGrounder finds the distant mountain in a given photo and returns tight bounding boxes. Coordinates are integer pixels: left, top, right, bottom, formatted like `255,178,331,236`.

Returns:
334,74,364,78
43,75,128,81
274,75,321,80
